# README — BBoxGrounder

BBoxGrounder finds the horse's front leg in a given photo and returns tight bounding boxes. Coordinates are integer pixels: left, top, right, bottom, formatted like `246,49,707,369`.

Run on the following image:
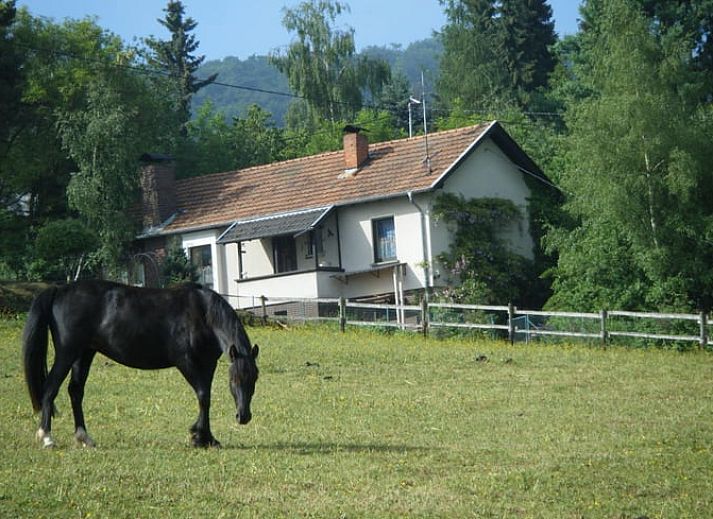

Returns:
189,387,220,448
68,350,97,448
181,362,220,447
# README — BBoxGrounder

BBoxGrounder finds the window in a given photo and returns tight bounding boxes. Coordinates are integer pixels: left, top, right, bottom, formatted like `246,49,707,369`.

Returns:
273,235,297,273
189,245,213,289
372,216,396,263
305,228,324,259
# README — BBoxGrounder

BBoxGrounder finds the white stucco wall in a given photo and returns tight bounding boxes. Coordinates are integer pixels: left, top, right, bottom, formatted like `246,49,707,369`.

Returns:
429,138,535,273
181,229,226,294
336,198,428,299
241,239,273,278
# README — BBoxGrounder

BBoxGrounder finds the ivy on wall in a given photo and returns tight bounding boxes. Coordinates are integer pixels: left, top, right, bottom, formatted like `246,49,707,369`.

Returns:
432,193,538,305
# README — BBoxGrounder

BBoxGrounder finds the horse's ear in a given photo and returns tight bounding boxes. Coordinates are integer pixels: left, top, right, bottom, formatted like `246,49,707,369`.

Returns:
229,344,239,362
252,344,259,359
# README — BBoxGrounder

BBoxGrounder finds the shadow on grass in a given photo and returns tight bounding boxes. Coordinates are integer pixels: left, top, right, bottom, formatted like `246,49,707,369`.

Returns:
224,441,434,454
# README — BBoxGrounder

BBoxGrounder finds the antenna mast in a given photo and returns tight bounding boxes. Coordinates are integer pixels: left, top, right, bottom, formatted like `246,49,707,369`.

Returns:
421,71,431,172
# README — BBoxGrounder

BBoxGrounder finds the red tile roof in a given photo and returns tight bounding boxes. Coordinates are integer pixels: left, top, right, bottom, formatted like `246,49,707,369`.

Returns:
164,122,497,233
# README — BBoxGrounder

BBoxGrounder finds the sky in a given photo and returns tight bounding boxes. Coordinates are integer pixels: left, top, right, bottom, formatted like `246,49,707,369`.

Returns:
17,1,583,62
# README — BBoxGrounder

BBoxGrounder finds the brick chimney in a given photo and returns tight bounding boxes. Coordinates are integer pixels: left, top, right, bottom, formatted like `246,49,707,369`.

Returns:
342,125,369,174
139,153,177,229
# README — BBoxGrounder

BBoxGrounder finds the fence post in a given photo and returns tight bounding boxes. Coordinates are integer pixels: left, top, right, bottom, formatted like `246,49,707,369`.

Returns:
600,309,608,347
700,312,708,350
260,295,267,325
339,297,346,333
508,303,515,344
421,297,429,338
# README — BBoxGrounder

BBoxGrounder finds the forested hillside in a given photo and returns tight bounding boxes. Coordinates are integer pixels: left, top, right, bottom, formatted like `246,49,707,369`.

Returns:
192,37,443,125
192,55,291,124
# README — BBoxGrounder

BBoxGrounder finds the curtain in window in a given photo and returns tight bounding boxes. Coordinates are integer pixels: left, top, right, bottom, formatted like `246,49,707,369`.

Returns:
374,218,396,262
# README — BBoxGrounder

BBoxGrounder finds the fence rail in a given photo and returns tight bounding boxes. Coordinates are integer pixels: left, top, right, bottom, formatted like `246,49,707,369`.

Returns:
222,293,711,349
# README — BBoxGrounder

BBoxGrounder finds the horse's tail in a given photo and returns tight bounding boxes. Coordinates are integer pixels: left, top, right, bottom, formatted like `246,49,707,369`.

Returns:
22,287,57,413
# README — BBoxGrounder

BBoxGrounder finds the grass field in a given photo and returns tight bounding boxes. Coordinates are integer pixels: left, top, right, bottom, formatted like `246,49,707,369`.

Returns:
1,319,712,518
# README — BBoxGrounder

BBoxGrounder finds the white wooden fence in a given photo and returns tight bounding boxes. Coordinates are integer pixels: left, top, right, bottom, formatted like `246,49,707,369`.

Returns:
224,294,711,349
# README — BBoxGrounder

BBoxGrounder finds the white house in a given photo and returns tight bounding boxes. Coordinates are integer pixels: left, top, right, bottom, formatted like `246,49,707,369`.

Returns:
136,121,547,311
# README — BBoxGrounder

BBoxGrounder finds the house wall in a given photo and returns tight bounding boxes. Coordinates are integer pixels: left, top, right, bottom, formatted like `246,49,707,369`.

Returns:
241,239,274,279
315,212,340,268
181,229,226,294
337,197,427,299
428,138,535,287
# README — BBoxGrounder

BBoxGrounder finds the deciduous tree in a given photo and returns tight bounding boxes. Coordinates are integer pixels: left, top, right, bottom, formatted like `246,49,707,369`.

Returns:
546,0,713,311
270,0,390,123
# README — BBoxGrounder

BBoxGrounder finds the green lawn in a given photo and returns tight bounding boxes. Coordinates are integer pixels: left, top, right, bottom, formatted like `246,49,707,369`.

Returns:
1,319,712,518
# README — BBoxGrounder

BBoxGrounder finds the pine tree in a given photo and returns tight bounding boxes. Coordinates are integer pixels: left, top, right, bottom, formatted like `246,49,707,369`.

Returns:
436,0,511,112
499,0,557,105
144,1,216,135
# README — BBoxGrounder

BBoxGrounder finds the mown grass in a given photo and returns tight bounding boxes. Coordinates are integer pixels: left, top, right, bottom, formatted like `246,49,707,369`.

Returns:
1,319,712,518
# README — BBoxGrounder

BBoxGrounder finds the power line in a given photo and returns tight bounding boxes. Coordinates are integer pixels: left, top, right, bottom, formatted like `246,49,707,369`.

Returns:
14,42,379,110
15,42,566,125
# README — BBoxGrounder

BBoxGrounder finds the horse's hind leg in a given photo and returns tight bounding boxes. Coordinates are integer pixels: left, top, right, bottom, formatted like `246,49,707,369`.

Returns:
68,350,97,448
37,354,76,448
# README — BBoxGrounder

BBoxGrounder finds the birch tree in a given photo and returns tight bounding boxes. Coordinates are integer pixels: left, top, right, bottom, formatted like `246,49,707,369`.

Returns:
547,0,713,311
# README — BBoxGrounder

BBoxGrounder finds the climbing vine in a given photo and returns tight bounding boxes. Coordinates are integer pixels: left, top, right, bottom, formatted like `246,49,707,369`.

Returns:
432,193,537,305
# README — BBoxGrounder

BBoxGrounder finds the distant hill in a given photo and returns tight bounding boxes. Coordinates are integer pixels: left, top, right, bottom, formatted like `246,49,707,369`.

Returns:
192,55,292,124
192,37,443,125
361,37,443,93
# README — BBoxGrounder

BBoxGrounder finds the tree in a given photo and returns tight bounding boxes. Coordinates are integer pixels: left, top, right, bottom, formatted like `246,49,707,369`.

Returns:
436,0,558,112
375,72,412,136
232,104,287,169
639,0,713,101
499,0,557,106
546,0,713,312
144,0,217,135
0,11,132,277
0,0,20,148
433,193,535,305
177,100,235,177
436,0,511,112
58,64,176,273
32,218,98,281
161,242,198,286
270,0,390,123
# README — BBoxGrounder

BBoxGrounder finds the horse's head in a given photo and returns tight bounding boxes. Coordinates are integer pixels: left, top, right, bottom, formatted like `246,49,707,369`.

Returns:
228,344,259,424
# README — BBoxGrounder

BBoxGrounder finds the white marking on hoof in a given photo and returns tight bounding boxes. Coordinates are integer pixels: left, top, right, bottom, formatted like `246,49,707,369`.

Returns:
37,428,55,448
74,427,96,448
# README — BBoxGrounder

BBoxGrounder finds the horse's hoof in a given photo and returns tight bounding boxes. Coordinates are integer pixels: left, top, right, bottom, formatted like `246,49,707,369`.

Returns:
75,427,95,447
37,429,56,448
79,439,96,448
191,433,221,448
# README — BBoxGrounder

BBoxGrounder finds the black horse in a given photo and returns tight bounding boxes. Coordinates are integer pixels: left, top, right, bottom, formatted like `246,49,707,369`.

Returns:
23,280,259,448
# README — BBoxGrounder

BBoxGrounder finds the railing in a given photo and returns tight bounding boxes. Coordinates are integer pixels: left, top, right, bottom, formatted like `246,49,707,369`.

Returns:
222,293,711,349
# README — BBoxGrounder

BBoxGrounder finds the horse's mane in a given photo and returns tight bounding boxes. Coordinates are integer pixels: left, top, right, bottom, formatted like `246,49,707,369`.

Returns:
202,288,251,356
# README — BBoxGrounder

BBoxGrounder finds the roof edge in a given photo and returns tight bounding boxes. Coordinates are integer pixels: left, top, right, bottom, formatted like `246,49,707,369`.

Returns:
430,120,548,190
429,120,498,190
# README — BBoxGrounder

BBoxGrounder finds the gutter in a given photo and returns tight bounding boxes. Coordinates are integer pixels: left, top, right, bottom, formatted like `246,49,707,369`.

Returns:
407,191,431,301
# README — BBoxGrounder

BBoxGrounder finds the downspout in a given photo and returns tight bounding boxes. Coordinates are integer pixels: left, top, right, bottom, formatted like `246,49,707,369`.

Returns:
407,191,431,302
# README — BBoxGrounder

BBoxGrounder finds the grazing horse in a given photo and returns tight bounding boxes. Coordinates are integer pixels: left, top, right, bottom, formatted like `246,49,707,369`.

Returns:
22,280,259,448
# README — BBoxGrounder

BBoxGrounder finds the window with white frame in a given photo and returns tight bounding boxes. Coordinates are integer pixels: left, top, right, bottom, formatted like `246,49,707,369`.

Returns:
189,245,213,289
